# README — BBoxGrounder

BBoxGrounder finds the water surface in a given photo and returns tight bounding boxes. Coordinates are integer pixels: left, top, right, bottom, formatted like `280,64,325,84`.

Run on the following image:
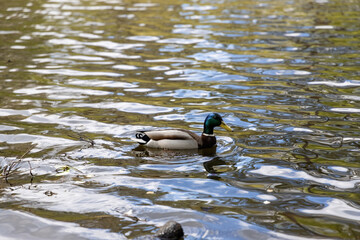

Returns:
0,0,360,239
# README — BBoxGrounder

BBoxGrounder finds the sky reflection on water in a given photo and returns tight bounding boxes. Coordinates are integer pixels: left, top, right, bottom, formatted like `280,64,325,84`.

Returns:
0,0,359,239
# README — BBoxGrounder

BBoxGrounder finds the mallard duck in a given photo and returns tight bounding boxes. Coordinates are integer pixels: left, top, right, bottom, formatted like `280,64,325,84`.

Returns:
135,113,232,149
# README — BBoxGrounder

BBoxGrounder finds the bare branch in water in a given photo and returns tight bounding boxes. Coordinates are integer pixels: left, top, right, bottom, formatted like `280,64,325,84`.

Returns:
2,145,35,183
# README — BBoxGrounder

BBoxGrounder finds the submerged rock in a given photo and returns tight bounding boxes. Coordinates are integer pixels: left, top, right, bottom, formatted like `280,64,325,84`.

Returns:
154,221,184,240
138,221,184,240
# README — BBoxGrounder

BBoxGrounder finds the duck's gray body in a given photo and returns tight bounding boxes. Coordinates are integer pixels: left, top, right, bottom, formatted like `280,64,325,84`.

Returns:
135,129,207,149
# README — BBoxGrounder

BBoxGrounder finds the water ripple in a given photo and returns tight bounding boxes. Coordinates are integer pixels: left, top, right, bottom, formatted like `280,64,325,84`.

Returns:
28,69,123,77
301,198,360,221
0,133,83,153
250,165,360,189
67,79,138,88
0,209,123,240
165,69,248,82
73,102,174,114
15,85,111,99
189,51,255,63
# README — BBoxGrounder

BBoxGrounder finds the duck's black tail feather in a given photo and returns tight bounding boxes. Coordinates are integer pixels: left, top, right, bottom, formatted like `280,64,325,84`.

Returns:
135,131,150,144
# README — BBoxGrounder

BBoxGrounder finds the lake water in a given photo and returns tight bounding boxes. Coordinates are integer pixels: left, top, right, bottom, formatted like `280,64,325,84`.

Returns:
0,0,359,239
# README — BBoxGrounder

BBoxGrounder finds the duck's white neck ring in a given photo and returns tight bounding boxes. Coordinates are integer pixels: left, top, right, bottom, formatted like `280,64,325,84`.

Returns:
202,133,215,137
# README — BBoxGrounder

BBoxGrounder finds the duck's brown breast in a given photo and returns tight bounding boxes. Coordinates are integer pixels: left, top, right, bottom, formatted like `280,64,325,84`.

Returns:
200,134,216,148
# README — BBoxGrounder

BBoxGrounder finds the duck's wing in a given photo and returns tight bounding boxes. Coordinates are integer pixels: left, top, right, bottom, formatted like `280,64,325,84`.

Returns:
175,129,202,145
146,129,199,140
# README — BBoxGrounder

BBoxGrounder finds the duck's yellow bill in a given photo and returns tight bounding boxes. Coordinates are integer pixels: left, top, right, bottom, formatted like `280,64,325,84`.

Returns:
220,121,233,132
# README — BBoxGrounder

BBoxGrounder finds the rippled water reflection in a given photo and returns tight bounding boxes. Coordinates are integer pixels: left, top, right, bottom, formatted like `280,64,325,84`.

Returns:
1,0,359,239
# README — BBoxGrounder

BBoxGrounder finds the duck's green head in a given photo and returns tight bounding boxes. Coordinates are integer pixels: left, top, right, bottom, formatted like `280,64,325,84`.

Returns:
203,113,233,134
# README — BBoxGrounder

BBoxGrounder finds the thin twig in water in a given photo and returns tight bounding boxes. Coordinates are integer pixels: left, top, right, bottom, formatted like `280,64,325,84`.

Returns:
27,161,33,177
4,145,34,182
67,132,95,147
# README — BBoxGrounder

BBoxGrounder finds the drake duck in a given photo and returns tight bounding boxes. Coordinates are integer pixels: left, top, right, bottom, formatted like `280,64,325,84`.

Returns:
135,113,232,149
